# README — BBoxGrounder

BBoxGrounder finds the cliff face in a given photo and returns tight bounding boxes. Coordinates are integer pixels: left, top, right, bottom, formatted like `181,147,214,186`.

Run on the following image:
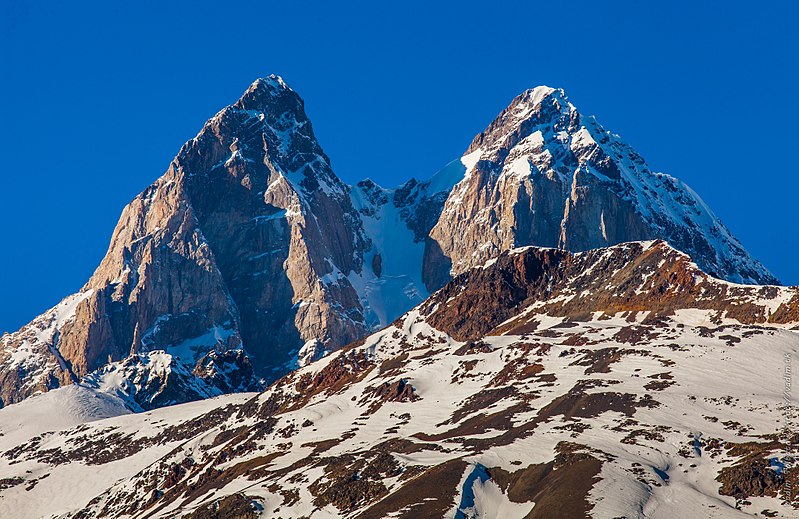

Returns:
0,78,779,410
423,87,777,290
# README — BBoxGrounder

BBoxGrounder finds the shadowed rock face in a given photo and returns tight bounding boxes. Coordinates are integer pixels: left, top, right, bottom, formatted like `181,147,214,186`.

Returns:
98,77,370,372
0,79,779,410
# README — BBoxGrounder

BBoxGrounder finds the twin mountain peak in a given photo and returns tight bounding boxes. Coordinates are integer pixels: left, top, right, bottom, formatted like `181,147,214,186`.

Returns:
0,75,779,410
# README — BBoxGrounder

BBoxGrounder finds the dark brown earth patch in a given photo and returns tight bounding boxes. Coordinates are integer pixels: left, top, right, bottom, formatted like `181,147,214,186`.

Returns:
379,352,410,375
717,438,798,506
414,402,530,443
509,342,552,356
489,359,545,387
290,350,374,410
719,334,741,346
302,438,344,455
445,386,518,425
570,348,623,374
561,333,590,346
644,380,675,391
453,340,495,356
613,326,659,345
537,380,658,421
371,438,443,455
355,459,468,519
497,317,541,336
361,378,419,413
186,494,260,519
451,359,479,383
648,372,673,379
309,451,401,512
0,477,24,490
488,442,602,518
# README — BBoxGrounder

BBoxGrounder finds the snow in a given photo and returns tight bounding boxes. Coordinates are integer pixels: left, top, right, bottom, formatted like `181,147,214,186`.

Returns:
348,182,430,329
0,392,254,519
170,325,238,362
0,289,97,393
296,338,325,368
506,155,533,179
461,477,535,518
428,158,467,195
522,85,556,107
0,385,130,448
460,149,482,177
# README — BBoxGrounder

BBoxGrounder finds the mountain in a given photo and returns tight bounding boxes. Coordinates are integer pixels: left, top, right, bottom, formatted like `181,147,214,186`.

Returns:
0,77,777,411
422,86,777,290
0,241,795,518
0,76,376,410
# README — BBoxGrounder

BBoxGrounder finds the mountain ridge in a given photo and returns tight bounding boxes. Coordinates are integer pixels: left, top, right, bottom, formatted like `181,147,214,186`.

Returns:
0,76,779,412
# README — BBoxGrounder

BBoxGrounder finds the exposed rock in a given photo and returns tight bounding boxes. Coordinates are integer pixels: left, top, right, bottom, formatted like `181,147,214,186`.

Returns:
422,241,797,341
0,238,796,518
186,493,261,519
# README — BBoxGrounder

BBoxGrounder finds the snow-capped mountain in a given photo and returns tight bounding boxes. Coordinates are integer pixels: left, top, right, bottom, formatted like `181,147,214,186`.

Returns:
0,241,795,518
423,86,777,290
0,77,778,411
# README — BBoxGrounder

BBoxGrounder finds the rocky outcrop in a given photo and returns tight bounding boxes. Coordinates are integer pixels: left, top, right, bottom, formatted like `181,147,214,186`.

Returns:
421,240,797,341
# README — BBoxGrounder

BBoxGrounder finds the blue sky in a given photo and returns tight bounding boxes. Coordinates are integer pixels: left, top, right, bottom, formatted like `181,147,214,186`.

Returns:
1,0,797,333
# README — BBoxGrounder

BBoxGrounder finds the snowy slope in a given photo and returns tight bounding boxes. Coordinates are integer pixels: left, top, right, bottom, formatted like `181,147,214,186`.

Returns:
0,392,255,519
0,242,795,518
0,385,130,450
348,180,430,329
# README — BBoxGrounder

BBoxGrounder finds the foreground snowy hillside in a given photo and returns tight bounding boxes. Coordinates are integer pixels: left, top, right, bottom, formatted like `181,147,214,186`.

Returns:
0,242,796,518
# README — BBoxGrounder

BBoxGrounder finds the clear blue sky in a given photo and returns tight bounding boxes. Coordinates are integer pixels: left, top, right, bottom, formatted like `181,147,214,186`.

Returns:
1,0,797,333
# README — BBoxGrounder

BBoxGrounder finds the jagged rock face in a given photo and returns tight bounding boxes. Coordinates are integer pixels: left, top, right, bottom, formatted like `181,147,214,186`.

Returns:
80,349,259,412
423,87,777,290
171,77,369,370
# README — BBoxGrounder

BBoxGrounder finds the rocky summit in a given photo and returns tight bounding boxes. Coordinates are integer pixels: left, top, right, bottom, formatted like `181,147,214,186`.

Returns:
424,86,777,290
